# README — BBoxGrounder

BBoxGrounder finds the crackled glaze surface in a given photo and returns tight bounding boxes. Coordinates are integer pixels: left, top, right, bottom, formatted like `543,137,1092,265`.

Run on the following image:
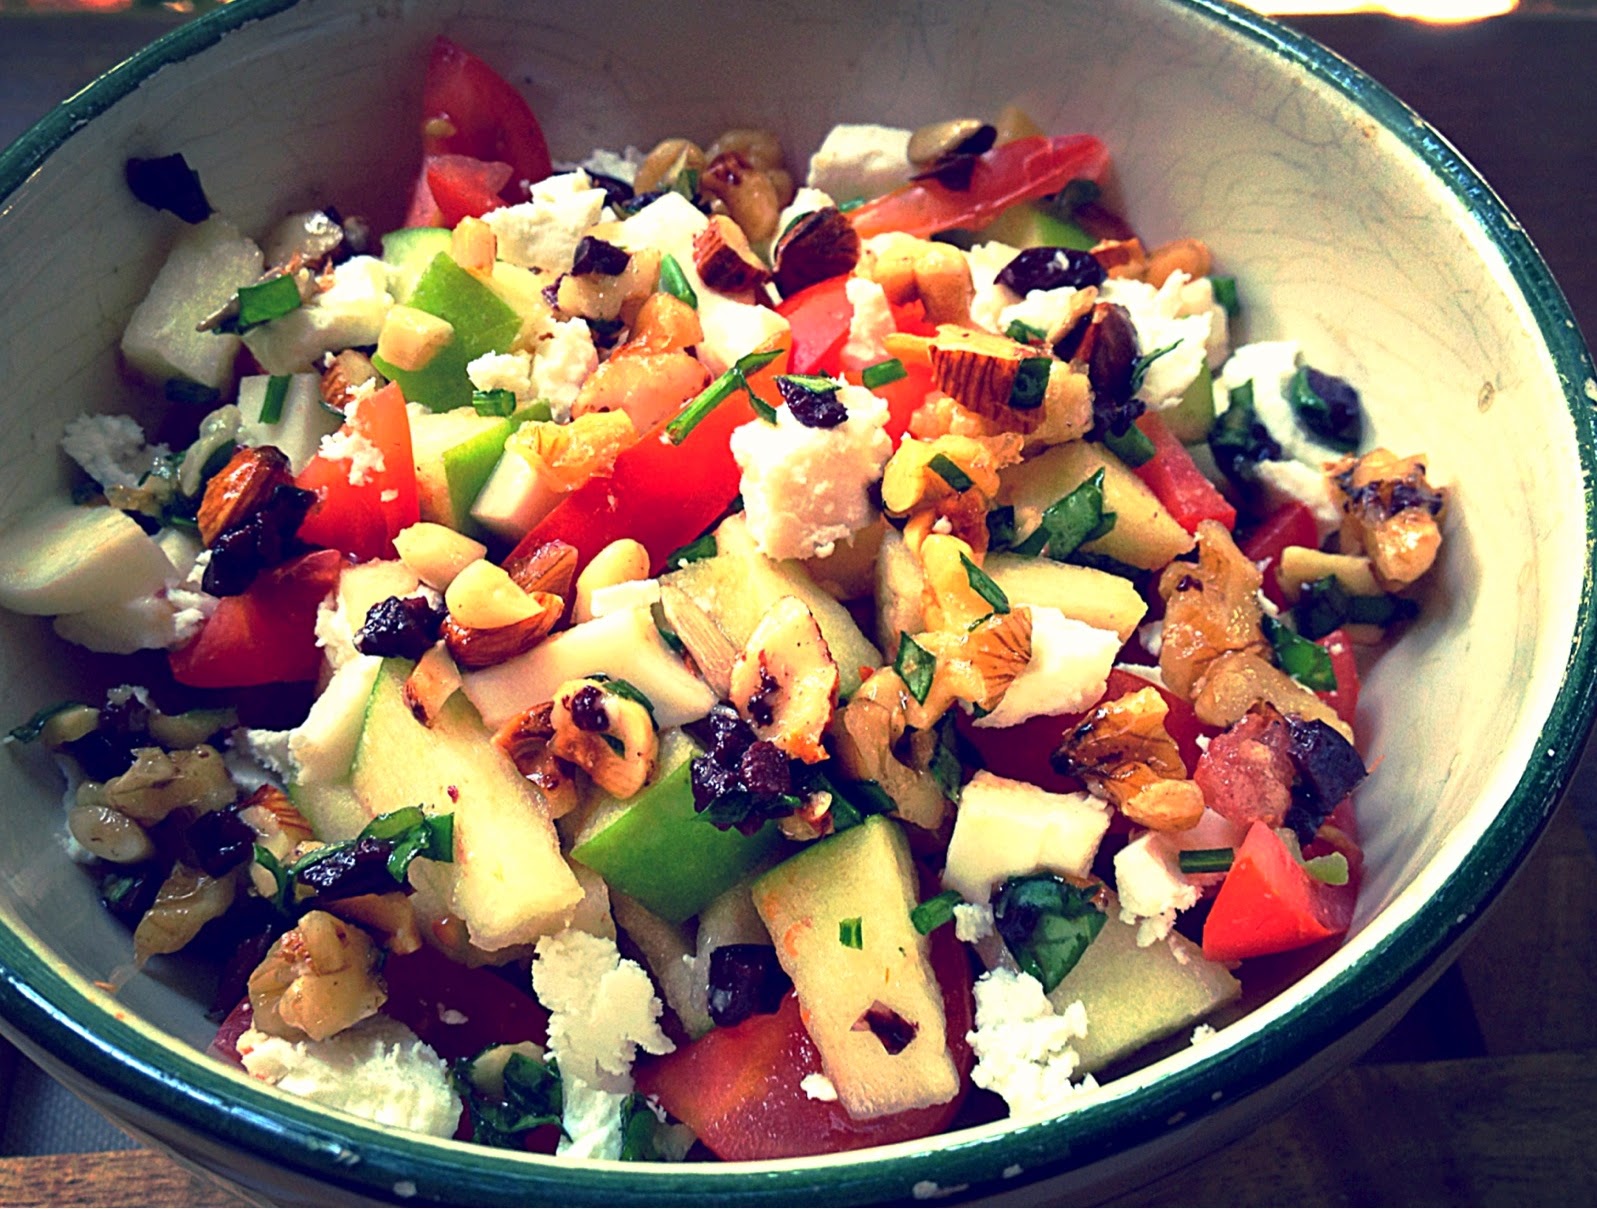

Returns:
0,0,1592,1204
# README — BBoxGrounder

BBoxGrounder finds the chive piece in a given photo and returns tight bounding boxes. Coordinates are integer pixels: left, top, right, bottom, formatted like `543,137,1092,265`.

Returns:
750,395,778,423
386,813,454,883
6,700,83,745
666,347,783,444
665,532,717,570
1008,356,1051,411
911,890,963,936
253,844,290,911
1103,423,1156,467
927,453,975,494
894,633,937,705
839,917,864,949
1178,847,1234,875
659,253,698,309
514,400,554,423
1130,339,1181,396
258,375,290,425
1262,616,1338,692
1210,275,1240,318
1021,468,1115,560
959,553,1010,614
236,274,303,329
472,388,517,417
777,373,838,395
861,358,907,389
361,806,428,840
1005,319,1047,345
928,717,964,805
1209,379,1282,487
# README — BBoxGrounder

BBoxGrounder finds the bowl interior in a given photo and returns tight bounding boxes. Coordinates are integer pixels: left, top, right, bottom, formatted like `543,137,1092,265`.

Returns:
0,0,1591,1202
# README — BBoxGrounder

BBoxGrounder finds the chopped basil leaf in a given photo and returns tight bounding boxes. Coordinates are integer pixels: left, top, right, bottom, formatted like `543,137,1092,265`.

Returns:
927,453,975,494
861,358,908,389
1209,380,1282,487
7,700,83,745
959,553,1010,614
659,253,698,309
1005,319,1047,345
894,632,937,704
1211,274,1240,317
1287,365,1363,453
1008,356,1051,411
618,1094,664,1162
384,813,454,883
993,874,1106,993
1102,423,1155,467
457,1050,564,1149
929,715,964,805
1129,339,1180,396
665,532,717,569
836,778,897,820
911,890,963,936
235,274,303,330
698,788,801,831
1293,574,1419,640
666,347,783,444
1262,616,1337,691
839,917,864,949
1015,468,1115,560
253,844,290,911
258,375,290,425
1178,847,1234,875
777,373,838,395
472,388,518,417
361,805,429,841
985,504,1018,552
1304,851,1350,886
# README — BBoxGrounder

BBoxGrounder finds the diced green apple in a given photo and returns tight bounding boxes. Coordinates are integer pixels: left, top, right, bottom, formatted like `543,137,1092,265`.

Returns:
941,770,1113,904
409,408,515,532
985,554,1147,642
468,450,562,544
243,257,393,375
978,202,1097,251
0,504,173,616
381,227,452,305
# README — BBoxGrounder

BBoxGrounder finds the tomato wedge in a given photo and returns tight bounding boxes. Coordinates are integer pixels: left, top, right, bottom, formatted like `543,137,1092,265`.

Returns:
634,921,973,1160
1315,628,1360,730
848,134,1109,240
424,154,514,227
1240,501,1318,609
422,36,552,202
777,276,854,375
1201,821,1356,962
1133,412,1237,533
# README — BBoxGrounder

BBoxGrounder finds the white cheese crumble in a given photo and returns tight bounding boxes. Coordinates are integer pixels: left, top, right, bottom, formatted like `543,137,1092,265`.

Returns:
800,1072,839,1102
466,350,536,403
806,124,913,201
972,607,1121,729
731,382,893,560
967,968,1097,1118
236,727,296,782
1114,831,1201,946
528,318,598,421
840,276,895,370
965,240,1022,334
236,1016,461,1137
317,428,385,487
574,146,644,187
1213,341,1345,468
484,171,608,274
997,286,1083,342
532,928,674,1092
1191,1023,1217,1045
314,588,359,671
1098,272,1212,409
952,902,995,944
1254,458,1342,539
1137,619,1165,658
60,414,164,490
556,1078,631,1160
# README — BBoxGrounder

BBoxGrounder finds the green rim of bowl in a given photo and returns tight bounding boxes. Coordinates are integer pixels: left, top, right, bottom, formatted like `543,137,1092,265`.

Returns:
0,0,1594,1203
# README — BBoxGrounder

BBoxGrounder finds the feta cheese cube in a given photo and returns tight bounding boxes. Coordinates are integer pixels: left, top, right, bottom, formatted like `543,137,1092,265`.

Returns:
1114,831,1201,946
942,770,1112,904
484,171,608,274
806,124,914,201
528,318,598,420
840,276,895,370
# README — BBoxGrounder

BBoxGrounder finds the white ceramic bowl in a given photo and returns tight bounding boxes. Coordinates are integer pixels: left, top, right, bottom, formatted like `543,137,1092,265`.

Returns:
0,0,1592,1203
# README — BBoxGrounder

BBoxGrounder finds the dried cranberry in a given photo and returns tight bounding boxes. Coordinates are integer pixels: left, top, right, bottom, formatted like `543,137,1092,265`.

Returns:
63,730,141,782
747,667,781,728
568,685,610,733
202,483,315,597
689,755,740,810
737,741,792,798
1283,716,1367,842
585,172,634,210
685,704,756,766
997,246,1106,296
570,236,630,277
355,595,445,661
183,807,254,877
707,944,791,1027
207,898,286,1019
297,835,396,901
778,377,847,428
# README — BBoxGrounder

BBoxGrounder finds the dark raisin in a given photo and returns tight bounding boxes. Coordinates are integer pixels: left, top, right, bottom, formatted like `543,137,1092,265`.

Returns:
855,1003,918,1055
1051,310,1092,361
1387,479,1446,517
542,278,563,308
355,595,445,661
1283,716,1368,843
207,898,287,1020
297,835,396,901
1085,303,1143,438
570,236,631,277
684,704,756,767
737,740,792,798
64,730,141,782
182,807,254,877
568,685,610,733
202,525,264,597
706,944,791,1027
690,755,740,811
747,667,781,728
997,246,1106,295
778,378,847,429
913,154,980,191
586,172,635,210
202,483,315,597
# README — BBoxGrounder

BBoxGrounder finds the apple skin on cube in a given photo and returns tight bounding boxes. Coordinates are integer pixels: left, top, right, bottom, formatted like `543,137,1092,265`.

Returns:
408,408,515,533
752,816,958,1119
350,659,582,952
570,729,784,925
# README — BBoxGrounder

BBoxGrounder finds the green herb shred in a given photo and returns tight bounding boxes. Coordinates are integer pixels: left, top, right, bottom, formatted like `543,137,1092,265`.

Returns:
1262,615,1338,691
839,917,864,949
1008,356,1052,411
1211,275,1240,317
1129,339,1181,396
1013,468,1115,560
666,347,783,444
258,375,290,425
1102,423,1156,467
1178,847,1234,875
894,632,937,704
927,453,975,494
910,890,963,936
861,358,908,389
659,253,698,309
1005,319,1047,345
665,532,717,570
472,388,518,417
992,874,1106,993
235,274,303,329
959,552,1010,614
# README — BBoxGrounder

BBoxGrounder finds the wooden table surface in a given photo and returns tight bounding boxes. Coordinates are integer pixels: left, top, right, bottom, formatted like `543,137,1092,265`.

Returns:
0,9,1594,1207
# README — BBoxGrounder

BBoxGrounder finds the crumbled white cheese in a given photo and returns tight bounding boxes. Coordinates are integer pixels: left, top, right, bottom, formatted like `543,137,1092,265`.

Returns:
1213,341,1345,469
484,171,608,274
532,928,674,1093
237,1016,461,1137
243,256,394,375
317,428,385,487
1177,275,1231,368
556,1078,630,1160
1112,661,1165,688
237,727,296,782
1191,1023,1217,1045
731,382,892,560
800,1072,839,1102
528,319,598,421
973,607,1121,729
806,124,913,201
997,286,1084,342
943,771,1112,904
840,276,895,370
1254,458,1342,539
953,902,995,944
467,350,537,403
967,968,1097,1118
1114,831,1201,947
575,146,644,188
965,240,1023,334
314,589,359,671
60,414,164,490
1137,619,1164,658
1098,272,1212,409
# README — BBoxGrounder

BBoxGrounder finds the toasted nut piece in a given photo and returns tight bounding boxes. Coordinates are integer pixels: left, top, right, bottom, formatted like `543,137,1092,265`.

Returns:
928,324,1047,420
1091,237,1148,281
197,445,293,545
492,701,581,819
700,153,782,244
37,704,100,750
830,669,949,830
68,804,154,864
778,792,835,842
706,128,785,172
767,167,796,208
100,745,236,825
442,598,560,670
1330,448,1446,590
659,583,738,700
1054,687,1205,831
913,243,974,325
248,909,387,1042
445,559,547,629
634,138,706,194
728,596,840,764
571,349,709,433
917,533,998,633
626,291,704,354
133,863,237,964
394,522,488,590
504,538,579,599
1158,520,1269,699
376,305,455,372
549,678,659,798
1192,649,1354,744
320,350,379,413
506,410,637,490
694,214,772,294
573,539,651,624
773,207,861,297
556,247,661,323
403,642,463,724
327,892,423,956
1144,238,1211,288
880,433,1022,517
450,216,496,272
239,783,314,847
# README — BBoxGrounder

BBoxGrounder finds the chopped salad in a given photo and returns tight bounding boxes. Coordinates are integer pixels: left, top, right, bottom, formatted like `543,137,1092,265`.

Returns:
0,37,1449,1161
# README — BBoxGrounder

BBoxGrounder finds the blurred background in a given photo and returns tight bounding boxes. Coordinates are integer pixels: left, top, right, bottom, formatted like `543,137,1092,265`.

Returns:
0,2,1593,1204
